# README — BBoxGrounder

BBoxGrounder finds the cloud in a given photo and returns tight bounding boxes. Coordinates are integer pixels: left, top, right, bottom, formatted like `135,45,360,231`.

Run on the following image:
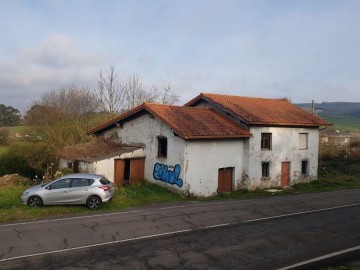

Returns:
0,33,108,111
19,33,105,68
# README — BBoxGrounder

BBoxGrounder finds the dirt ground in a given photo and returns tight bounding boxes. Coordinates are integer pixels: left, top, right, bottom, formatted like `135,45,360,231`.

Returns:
0,174,30,187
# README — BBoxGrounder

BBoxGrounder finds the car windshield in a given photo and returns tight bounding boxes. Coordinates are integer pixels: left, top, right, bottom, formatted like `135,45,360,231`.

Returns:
40,178,60,187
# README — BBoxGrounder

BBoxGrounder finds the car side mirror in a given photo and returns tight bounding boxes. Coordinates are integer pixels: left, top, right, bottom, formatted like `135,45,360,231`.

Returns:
46,186,52,190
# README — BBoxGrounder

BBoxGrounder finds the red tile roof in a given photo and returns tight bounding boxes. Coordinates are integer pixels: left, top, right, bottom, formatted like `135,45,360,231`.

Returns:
87,103,251,139
185,93,331,127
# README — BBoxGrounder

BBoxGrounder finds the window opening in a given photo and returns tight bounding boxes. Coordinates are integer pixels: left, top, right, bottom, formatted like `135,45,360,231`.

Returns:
262,162,270,177
261,133,272,150
301,160,309,175
158,137,167,158
299,133,308,150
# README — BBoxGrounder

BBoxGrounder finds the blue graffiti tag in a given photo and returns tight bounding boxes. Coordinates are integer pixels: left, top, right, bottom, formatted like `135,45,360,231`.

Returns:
153,163,183,187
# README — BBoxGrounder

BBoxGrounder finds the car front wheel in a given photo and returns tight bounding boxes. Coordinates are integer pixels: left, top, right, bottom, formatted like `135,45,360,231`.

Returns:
27,196,43,207
86,196,102,210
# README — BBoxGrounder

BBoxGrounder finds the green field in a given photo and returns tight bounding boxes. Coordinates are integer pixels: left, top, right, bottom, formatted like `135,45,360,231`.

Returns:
323,116,360,133
0,126,34,156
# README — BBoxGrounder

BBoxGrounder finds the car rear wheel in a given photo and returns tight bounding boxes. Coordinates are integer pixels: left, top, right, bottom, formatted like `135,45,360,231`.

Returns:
86,196,102,210
27,196,43,207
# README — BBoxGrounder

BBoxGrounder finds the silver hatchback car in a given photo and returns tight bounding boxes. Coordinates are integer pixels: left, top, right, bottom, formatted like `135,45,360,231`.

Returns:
20,173,115,210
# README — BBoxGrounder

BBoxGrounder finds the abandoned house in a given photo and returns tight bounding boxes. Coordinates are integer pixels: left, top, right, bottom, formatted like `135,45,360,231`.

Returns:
59,93,331,197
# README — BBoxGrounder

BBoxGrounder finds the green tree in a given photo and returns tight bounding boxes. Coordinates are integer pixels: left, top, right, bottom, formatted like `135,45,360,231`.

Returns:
0,104,21,126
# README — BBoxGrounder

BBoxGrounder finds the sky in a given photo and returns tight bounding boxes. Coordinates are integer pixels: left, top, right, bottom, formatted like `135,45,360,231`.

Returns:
1,0,359,113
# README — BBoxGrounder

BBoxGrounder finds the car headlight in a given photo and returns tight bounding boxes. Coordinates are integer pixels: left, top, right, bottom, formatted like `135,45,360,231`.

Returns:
22,191,29,196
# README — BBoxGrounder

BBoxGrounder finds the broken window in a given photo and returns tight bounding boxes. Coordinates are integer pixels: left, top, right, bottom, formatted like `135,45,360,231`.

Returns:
262,162,270,177
261,133,272,150
301,160,309,175
299,133,308,150
157,136,167,158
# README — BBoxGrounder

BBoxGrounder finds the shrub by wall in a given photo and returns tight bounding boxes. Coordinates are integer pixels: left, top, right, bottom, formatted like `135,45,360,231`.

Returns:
0,142,56,178
0,128,10,146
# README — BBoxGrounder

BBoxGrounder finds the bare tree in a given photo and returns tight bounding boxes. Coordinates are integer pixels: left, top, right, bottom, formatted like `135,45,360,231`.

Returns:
123,74,160,110
97,66,181,111
97,66,125,113
41,85,99,116
157,82,180,105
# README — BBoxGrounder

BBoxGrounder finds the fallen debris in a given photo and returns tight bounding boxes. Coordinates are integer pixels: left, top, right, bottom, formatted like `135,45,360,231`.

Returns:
264,189,283,193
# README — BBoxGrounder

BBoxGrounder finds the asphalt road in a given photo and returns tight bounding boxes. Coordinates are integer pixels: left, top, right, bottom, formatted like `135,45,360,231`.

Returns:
0,189,359,269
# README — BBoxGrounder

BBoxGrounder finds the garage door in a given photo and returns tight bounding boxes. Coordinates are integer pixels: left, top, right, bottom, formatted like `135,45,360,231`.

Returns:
114,158,145,186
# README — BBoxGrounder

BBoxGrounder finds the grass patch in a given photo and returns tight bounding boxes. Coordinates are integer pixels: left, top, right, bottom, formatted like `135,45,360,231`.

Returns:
321,260,360,270
0,145,8,155
0,180,184,223
323,116,360,133
201,188,282,201
7,126,33,137
292,178,360,192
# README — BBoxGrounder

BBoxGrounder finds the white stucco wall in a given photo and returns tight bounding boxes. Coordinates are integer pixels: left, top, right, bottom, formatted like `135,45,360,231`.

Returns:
59,159,68,170
104,114,186,193
184,140,246,196
58,159,94,173
245,127,319,189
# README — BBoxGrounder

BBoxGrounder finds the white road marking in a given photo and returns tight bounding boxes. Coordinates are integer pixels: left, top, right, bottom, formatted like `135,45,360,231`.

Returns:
241,203,360,224
0,210,142,227
1,202,358,263
0,229,192,263
277,245,360,270
204,223,231,228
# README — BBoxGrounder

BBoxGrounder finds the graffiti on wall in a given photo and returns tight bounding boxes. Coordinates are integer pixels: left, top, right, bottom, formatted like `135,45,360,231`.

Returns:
153,163,183,187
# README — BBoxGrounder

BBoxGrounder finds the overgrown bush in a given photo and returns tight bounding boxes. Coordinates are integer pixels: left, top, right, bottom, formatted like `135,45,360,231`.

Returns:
0,142,56,178
0,153,36,178
319,144,346,160
0,128,10,146
349,137,360,160
318,159,360,182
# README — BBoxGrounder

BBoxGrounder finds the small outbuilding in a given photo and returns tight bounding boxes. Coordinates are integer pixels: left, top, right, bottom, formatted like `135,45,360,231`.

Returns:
59,139,145,185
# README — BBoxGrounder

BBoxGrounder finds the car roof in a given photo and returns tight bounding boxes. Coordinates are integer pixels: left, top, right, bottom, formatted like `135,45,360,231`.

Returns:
60,173,104,180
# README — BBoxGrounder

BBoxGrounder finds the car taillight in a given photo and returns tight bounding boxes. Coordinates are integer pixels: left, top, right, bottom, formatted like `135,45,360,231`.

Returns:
99,186,110,191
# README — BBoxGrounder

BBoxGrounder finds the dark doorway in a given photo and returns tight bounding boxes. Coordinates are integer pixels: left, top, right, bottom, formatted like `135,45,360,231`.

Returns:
124,159,131,185
73,160,79,173
114,158,145,186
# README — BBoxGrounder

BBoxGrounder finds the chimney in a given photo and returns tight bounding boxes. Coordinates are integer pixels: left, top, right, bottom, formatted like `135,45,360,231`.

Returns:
311,100,315,114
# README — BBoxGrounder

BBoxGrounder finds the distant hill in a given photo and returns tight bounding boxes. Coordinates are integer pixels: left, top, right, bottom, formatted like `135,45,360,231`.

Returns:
296,102,360,133
296,102,360,118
